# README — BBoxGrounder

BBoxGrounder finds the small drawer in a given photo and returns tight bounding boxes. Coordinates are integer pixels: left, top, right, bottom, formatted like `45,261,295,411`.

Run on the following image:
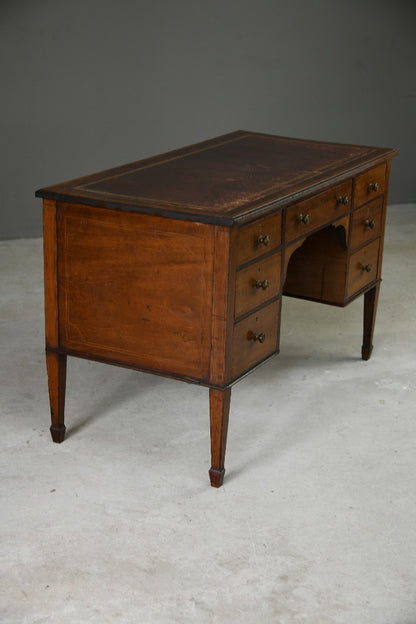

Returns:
285,180,352,243
234,251,281,318
347,238,380,298
236,213,282,266
350,198,383,249
354,164,386,207
231,300,280,379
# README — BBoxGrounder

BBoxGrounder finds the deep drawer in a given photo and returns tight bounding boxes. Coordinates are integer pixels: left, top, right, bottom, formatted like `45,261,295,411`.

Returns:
236,213,282,266
285,180,352,242
346,238,380,298
231,300,280,379
350,198,383,249
234,251,281,318
354,163,386,207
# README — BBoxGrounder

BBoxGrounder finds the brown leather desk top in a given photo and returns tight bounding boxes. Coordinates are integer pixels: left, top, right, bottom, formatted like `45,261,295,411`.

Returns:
36,131,396,225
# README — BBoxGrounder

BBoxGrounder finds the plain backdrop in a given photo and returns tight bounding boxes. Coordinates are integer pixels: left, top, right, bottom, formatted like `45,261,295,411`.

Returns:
1,0,415,239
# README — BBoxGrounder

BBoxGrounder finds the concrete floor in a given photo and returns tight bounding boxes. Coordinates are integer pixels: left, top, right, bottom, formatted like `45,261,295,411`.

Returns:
1,204,415,623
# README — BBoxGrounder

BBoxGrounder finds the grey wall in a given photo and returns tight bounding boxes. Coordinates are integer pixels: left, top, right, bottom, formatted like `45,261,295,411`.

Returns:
1,0,415,239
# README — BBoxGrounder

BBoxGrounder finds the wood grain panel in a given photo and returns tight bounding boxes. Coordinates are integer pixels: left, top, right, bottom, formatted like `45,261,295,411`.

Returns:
43,199,59,348
283,227,348,305
209,226,233,386
57,203,215,381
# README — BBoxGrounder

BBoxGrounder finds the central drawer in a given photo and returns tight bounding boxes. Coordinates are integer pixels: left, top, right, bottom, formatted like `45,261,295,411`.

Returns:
285,180,352,242
231,300,280,379
234,251,281,318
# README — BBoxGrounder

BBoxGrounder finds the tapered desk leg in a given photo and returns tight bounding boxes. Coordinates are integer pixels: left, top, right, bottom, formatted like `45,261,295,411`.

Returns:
46,351,67,442
362,283,380,361
209,387,231,487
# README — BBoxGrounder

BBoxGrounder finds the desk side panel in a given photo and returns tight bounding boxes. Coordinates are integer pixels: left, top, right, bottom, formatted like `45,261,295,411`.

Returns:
57,203,214,382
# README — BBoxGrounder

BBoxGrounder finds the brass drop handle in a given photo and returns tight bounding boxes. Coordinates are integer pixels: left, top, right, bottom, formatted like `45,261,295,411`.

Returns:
249,332,265,343
362,263,372,273
367,182,379,193
257,234,271,247
255,279,269,290
298,213,310,225
364,218,376,230
337,195,349,206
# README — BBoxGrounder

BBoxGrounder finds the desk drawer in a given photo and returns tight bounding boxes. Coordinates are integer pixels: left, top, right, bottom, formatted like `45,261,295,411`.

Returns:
231,300,280,379
234,251,281,318
236,213,282,266
350,198,383,249
347,238,380,298
354,164,386,207
285,180,352,242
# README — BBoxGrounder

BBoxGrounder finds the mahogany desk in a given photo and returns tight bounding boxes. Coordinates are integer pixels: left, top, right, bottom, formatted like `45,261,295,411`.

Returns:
36,131,397,487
